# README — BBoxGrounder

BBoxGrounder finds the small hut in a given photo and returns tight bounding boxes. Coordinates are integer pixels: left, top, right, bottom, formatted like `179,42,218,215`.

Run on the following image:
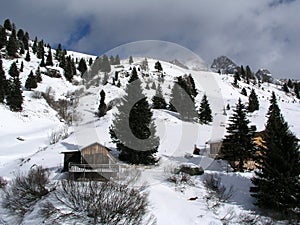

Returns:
206,138,223,157
61,142,118,180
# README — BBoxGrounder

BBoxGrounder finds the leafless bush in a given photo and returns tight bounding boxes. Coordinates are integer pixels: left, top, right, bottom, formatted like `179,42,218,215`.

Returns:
0,176,7,188
42,179,154,225
49,126,69,145
30,91,43,99
2,166,52,217
203,173,234,209
164,165,193,191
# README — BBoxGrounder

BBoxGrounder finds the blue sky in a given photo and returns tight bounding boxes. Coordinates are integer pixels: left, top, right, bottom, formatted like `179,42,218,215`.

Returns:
0,0,299,79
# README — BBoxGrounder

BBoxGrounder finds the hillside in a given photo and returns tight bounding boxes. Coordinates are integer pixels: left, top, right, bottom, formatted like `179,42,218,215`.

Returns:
0,22,299,224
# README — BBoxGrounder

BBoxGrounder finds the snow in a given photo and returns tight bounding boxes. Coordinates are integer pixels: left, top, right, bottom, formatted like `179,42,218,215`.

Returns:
0,49,299,224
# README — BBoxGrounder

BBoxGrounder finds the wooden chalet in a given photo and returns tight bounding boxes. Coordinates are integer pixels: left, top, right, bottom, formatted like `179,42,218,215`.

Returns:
61,142,119,180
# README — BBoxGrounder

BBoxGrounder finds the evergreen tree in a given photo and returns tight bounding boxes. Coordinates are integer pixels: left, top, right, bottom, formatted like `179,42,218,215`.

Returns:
3,19,12,31
141,58,149,71
115,54,120,65
0,59,7,103
40,55,45,67
198,94,213,124
152,83,167,109
177,76,194,102
287,79,293,89
129,56,133,65
241,87,247,96
78,58,87,76
245,65,253,79
109,55,115,65
154,61,163,72
169,82,197,121
98,90,107,117
128,67,138,83
55,43,62,61
251,92,300,216
220,98,255,172
22,32,29,50
89,57,93,66
0,27,7,49
35,67,42,83
6,33,18,57
25,50,30,62
25,71,37,90
110,79,159,164
17,29,24,41
151,82,156,90
248,89,259,112
117,80,121,88
188,74,198,98
46,47,53,66
37,40,44,59
64,56,74,82
294,82,300,99
282,83,289,93
20,61,24,72
101,54,111,73
6,62,23,111
32,37,38,54
19,42,25,55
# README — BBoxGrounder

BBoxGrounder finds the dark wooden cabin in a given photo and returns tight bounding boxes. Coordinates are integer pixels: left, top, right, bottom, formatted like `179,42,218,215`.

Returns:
61,142,118,180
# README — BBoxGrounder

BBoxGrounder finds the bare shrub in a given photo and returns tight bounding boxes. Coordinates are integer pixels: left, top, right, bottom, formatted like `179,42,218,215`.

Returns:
164,165,193,191
2,166,52,217
203,173,234,209
49,126,69,145
42,180,153,225
30,91,43,99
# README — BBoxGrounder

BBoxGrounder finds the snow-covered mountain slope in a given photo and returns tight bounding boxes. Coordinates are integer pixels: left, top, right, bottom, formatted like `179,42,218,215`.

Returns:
0,52,299,224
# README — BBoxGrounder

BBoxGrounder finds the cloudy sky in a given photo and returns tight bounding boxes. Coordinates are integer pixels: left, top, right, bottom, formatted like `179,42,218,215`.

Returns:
0,0,299,79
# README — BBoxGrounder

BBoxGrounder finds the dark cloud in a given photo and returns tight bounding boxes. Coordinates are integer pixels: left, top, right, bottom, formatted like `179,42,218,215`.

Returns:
0,0,299,79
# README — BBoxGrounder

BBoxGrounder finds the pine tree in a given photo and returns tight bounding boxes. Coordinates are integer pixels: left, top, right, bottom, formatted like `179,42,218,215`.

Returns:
109,55,115,65
3,19,12,31
6,62,23,111
22,32,29,50
0,59,7,103
0,27,7,49
40,55,45,67
19,42,25,55
115,54,120,65
55,43,62,61
188,74,197,98
287,79,293,89
141,58,149,71
248,89,259,112
17,29,24,41
129,56,133,65
35,67,42,83
151,82,156,90
198,94,213,124
294,83,300,99
64,56,73,82
251,92,300,216
282,83,289,93
169,82,197,121
241,87,247,96
220,98,255,172
20,61,24,72
89,57,93,66
154,61,163,72
101,54,111,73
152,83,167,109
78,58,87,76
37,40,44,59
32,37,38,54
117,80,121,88
25,71,37,90
98,90,107,117
6,33,18,57
128,67,138,83
46,47,53,66
25,50,30,62
110,79,159,164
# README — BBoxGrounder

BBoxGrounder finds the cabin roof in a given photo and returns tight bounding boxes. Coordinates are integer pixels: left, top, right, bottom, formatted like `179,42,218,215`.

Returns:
60,142,110,154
